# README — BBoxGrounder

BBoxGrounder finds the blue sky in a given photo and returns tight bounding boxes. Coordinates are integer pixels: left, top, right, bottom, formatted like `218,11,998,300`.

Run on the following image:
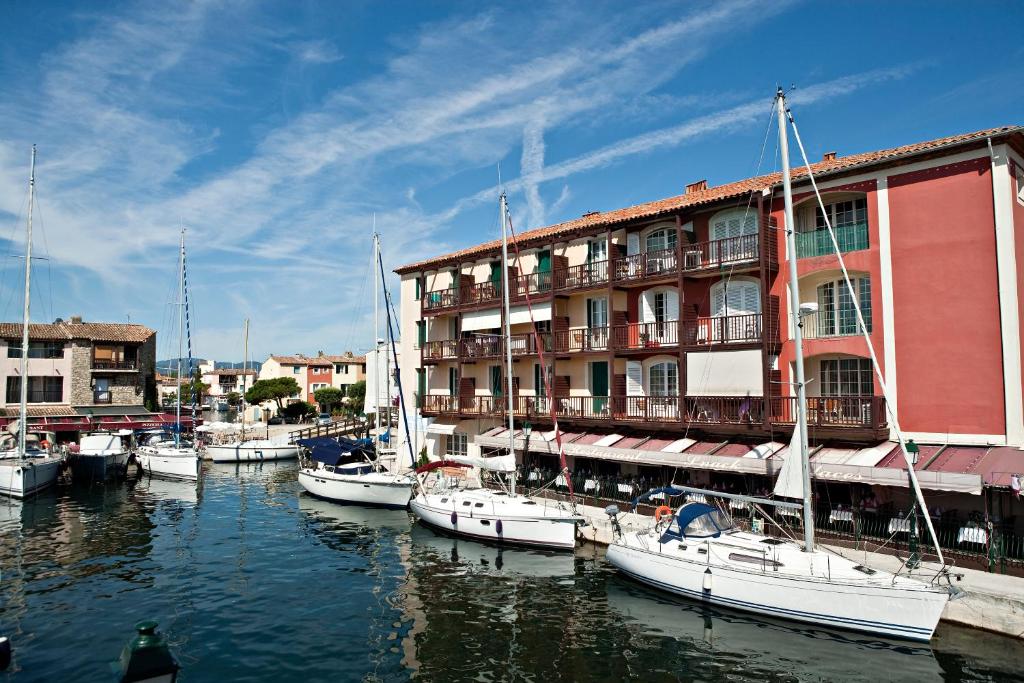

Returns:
0,0,1020,361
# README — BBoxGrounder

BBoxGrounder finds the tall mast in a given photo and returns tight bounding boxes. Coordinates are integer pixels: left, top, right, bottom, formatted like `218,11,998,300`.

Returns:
777,89,814,550
373,224,382,456
242,318,249,435
499,193,516,493
176,229,185,448
17,146,36,456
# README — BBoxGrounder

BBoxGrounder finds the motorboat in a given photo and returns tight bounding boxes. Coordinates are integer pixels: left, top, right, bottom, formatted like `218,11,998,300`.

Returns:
68,432,131,482
137,431,200,481
206,438,299,462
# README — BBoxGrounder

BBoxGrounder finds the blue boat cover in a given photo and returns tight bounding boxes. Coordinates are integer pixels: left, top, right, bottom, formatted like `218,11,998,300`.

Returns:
298,436,374,467
629,485,686,509
674,503,717,529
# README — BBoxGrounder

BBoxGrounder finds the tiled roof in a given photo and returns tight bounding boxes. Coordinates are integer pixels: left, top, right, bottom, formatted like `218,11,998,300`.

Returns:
1,405,76,417
269,353,366,366
205,368,256,376
0,320,155,343
395,125,1021,274
323,354,366,363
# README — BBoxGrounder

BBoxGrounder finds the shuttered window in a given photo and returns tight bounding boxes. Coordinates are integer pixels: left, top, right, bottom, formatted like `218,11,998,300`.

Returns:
710,209,757,241
649,361,678,396
626,361,643,396
416,321,426,349
645,228,677,253
710,279,760,317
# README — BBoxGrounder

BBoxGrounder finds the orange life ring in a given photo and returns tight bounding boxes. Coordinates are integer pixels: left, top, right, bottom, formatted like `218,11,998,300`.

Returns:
654,505,673,521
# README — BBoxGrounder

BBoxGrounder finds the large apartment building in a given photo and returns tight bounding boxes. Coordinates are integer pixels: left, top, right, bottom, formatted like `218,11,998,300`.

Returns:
395,126,1024,501
0,316,167,436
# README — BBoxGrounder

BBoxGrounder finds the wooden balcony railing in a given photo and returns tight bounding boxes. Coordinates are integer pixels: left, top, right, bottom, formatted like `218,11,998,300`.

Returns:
555,260,609,291
610,321,678,350
424,287,459,311
682,313,762,346
611,247,677,283
422,339,459,361
464,280,500,306
553,327,611,353
460,335,502,359
510,271,553,302
92,360,138,370
420,393,886,431
681,233,760,271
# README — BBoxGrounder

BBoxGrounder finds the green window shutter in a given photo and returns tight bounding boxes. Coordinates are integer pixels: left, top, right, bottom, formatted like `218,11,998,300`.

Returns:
417,369,426,401
417,321,426,347
538,250,551,273
415,277,421,300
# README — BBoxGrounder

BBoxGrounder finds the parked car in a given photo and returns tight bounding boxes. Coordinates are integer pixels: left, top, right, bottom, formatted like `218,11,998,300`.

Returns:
317,413,332,426
267,415,285,425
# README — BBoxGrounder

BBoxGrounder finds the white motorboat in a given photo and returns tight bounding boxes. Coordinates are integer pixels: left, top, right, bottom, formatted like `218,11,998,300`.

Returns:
0,148,61,499
410,458,580,550
68,432,130,481
605,90,958,642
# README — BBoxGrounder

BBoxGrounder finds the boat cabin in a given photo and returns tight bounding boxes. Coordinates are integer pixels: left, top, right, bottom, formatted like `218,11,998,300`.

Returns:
660,502,736,543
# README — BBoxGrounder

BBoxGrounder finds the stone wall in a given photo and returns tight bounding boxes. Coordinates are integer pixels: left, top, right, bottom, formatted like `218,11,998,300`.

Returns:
68,341,94,405
69,336,156,407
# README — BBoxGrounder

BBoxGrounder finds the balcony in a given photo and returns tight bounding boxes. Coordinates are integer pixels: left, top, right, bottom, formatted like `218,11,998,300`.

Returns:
682,313,762,347
463,281,500,306
419,393,886,435
554,260,608,292
91,360,138,370
610,247,676,284
424,287,460,313
422,339,460,363
93,390,112,404
794,221,868,259
610,321,678,350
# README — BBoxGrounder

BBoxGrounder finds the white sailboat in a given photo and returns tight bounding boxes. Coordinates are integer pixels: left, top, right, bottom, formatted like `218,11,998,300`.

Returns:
605,89,958,642
206,319,298,462
297,232,415,507
0,147,62,498
137,229,200,481
409,192,581,550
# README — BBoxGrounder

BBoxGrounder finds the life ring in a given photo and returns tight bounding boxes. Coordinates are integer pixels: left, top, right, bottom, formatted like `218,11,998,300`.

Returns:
654,505,673,522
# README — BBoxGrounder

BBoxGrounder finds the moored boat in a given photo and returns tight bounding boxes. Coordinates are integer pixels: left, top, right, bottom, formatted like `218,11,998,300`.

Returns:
68,432,131,482
298,437,413,509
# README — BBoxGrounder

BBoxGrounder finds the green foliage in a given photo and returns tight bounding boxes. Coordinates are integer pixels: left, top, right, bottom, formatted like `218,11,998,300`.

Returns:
245,377,301,409
345,381,366,413
282,401,316,420
417,446,429,468
313,387,345,411
226,391,242,406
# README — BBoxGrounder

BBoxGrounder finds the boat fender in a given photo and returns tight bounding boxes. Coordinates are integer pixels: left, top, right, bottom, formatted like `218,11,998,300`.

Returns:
495,519,503,536
0,635,10,671
703,568,712,593
654,505,672,522
451,511,458,526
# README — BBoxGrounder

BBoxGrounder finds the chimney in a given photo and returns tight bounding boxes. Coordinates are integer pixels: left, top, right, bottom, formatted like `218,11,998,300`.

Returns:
822,151,837,161
685,179,708,194
69,315,83,324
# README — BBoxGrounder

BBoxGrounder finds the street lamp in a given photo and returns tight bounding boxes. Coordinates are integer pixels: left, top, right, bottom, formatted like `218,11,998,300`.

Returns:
907,439,921,569
522,422,533,476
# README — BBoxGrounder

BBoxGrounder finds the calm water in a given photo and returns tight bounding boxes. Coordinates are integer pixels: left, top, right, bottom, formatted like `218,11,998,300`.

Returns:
1,463,1022,683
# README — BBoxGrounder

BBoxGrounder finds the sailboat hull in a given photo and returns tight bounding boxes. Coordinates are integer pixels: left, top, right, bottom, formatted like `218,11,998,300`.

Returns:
298,468,412,509
137,447,200,481
410,492,579,551
205,444,299,462
606,532,948,641
0,458,61,498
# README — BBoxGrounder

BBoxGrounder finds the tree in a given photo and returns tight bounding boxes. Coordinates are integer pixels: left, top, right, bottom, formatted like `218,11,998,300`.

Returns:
345,380,366,414
226,391,241,407
245,377,301,410
282,400,316,421
313,387,345,412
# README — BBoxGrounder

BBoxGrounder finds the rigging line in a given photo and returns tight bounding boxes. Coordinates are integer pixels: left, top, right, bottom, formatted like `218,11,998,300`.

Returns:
0,189,31,322
503,198,577,507
378,248,417,469
32,183,55,325
785,107,946,569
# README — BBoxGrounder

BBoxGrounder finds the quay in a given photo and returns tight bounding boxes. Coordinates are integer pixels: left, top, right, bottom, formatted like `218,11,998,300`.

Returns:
572,498,1024,639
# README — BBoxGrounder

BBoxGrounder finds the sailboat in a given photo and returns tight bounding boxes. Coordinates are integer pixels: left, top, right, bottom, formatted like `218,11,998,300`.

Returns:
0,147,62,498
297,232,415,507
409,192,582,550
604,89,958,641
206,319,298,462
136,229,200,481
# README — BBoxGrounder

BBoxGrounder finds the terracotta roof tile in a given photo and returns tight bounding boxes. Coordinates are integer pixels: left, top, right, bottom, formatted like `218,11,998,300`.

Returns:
1,405,76,417
205,368,256,376
0,320,155,343
395,125,1021,274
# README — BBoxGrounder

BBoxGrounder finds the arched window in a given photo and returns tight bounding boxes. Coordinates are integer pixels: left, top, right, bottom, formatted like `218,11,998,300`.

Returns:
709,208,757,241
645,227,677,253
648,361,678,396
710,278,760,317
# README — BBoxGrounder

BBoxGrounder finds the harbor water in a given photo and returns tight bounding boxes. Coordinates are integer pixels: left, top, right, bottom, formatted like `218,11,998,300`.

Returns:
1,463,1022,682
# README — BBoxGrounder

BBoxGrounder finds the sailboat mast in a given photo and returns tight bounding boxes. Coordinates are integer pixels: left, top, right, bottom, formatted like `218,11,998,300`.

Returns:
242,318,249,435
499,193,516,492
17,146,36,456
176,229,185,448
777,89,815,550
373,227,382,455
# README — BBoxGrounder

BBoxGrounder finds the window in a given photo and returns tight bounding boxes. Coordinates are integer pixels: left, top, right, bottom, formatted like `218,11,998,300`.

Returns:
489,365,503,397
415,276,422,300
820,358,873,396
7,341,65,359
292,366,300,374
814,277,871,337
446,432,468,457
587,297,608,327
710,209,758,242
815,198,867,231
416,321,426,349
796,197,869,257
645,228,676,253
448,367,459,397
6,376,63,403
710,278,760,317
648,361,678,396
653,291,667,323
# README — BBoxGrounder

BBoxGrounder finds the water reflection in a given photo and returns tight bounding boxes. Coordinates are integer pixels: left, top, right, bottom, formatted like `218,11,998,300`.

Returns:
605,579,942,682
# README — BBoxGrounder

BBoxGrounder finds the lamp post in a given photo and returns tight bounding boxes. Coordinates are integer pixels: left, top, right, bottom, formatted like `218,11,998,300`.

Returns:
523,421,533,481
907,439,920,569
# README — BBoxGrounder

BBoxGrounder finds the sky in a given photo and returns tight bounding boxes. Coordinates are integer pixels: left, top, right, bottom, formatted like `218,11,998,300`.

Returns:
0,0,1021,362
